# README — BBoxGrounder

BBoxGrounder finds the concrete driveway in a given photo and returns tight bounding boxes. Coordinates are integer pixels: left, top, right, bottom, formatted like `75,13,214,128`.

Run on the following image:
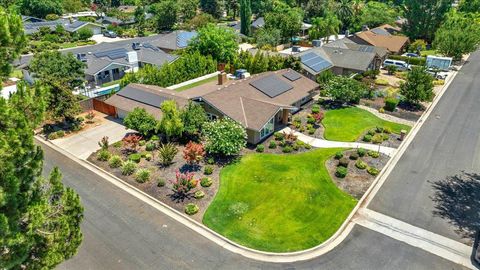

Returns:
90,34,131,44
52,116,132,159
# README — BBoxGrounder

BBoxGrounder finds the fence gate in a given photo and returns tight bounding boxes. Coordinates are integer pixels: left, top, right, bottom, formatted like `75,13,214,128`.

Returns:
92,99,116,116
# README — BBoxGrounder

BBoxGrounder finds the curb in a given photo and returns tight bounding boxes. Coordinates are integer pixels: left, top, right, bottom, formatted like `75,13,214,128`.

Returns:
35,59,467,263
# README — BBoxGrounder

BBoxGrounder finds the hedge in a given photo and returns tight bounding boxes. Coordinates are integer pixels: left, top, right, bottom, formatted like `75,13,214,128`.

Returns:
388,55,426,66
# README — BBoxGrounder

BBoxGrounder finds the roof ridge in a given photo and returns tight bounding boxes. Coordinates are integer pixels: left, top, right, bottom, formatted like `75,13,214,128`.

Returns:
239,97,248,127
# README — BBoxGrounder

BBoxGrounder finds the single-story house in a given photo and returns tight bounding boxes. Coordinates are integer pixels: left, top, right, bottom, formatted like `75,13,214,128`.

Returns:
348,24,409,54
99,16,135,26
105,69,319,144
324,38,388,70
23,19,105,35
148,31,198,52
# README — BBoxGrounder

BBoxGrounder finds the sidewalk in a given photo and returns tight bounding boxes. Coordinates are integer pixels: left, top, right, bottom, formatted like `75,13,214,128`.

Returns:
281,127,397,156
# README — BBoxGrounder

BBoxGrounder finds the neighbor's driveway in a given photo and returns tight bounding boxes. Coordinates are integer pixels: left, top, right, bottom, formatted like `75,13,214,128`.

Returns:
52,117,132,159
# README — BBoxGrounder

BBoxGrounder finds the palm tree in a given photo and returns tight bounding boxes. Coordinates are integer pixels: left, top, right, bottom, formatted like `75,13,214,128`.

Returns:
336,0,353,29
310,13,342,43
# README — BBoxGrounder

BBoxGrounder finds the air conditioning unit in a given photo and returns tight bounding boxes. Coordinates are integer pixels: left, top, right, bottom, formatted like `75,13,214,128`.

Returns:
76,53,87,62
132,42,141,50
292,45,301,53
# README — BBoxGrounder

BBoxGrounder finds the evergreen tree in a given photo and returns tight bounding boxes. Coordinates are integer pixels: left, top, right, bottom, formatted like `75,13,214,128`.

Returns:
157,100,184,140
240,0,251,36
402,0,453,41
0,84,84,269
200,0,222,18
0,7,26,86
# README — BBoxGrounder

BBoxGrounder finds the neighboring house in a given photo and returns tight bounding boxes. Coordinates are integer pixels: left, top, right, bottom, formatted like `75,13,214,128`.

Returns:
99,16,135,26
23,19,105,35
148,31,198,52
105,69,319,144
22,15,45,23
324,38,388,70
348,24,409,54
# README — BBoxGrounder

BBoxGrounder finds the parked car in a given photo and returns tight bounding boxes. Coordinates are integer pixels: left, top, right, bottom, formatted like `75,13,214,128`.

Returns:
383,59,412,71
426,68,449,80
402,52,420,58
103,31,117,38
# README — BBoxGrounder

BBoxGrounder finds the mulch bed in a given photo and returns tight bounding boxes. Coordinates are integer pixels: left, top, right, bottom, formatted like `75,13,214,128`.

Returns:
356,130,404,149
326,149,389,199
360,98,423,122
88,141,223,222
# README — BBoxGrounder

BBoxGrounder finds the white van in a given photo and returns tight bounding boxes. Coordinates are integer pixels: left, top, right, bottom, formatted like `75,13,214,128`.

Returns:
383,59,411,71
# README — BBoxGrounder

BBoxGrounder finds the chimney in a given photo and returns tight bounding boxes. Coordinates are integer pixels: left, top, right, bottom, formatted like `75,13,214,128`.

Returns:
218,72,227,85
217,63,226,72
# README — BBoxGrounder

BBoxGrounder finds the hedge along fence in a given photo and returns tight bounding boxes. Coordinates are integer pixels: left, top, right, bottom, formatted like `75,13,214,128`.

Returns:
388,55,426,66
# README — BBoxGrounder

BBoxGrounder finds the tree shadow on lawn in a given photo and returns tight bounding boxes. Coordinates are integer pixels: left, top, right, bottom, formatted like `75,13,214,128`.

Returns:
429,171,480,242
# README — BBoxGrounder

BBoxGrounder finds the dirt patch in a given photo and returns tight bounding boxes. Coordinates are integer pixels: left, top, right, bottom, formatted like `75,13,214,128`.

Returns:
326,149,389,199
88,140,223,222
39,111,109,139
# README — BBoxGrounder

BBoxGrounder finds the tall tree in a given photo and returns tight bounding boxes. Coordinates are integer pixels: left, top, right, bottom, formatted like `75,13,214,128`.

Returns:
309,12,341,42
225,0,239,19
134,6,146,36
151,0,179,31
402,0,453,41
433,11,480,60
181,101,207,138
0,84,84,269
0,7,26,86
157,100,184,140
29,51,85,121
188,24,238,63
400,66,434,106
264,7,303,43
179,0,199,22
458,0,480,13
200,0,222,18
240,0,251,36
336,0,353,29
20,0,63,18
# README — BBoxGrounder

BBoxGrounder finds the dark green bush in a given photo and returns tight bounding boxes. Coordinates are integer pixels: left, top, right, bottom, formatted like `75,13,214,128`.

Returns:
256,145,265,152
185,203,199,215
282,146,293,153
204,166,214,175
336,166,348,178
128,153,142,163
269,141,277,149
145,142,156,151
200,177,213,187
311,104,320,113
367,167,380,176
363,134,372,142
349,152,359,160
97,150,111,161
357,148,366,157
274,132,284,141
206,157,215,165
335,152,344,159
338,157,349,167
372,134,384,144
384,98,399,112
375,126,384,133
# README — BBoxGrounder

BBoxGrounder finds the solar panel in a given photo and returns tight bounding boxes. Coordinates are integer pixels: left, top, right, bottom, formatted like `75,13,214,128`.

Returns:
177,31,197,48
283,70,302,81
94,48,128,59
300,52,332,73
118,86,169,108
250,74,293,98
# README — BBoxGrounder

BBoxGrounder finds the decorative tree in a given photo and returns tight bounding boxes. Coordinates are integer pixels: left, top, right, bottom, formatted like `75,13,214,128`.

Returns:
171,171,198,197
202,118,247,156
183,141,206,164
157,100,184,141
188,24,239,63
123,107,158,136
400,66,434,106
181,101,207,138
122,134,142,153
240,0,252,36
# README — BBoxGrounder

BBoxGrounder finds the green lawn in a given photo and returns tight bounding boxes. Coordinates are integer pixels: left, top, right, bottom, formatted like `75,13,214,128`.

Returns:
203,149,357,252
322,107,411,142
175,76,217,92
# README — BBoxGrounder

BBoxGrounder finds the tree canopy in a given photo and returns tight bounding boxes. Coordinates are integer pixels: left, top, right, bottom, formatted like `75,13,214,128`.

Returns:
0,7,26,85
400,66,434,106
402,0,453,41
264,6,303,42
188,24,238,63
158,100,184,140
309,12,341,42
181,101,208,138
240,0,252,36
203,118,247,156
150,0,179,31
123,108,158,136
325,76,367,104
20,0,63,18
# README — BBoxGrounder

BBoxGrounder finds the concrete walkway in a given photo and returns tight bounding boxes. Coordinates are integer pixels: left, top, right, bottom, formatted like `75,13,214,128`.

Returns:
356,105,416,126
281,127,397,156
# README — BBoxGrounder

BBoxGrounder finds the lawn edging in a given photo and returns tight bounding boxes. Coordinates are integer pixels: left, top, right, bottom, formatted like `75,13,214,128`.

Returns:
32,58,465,262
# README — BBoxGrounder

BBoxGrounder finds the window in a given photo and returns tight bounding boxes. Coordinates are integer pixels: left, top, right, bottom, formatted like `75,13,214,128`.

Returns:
206,113,218,121
260,117,274,139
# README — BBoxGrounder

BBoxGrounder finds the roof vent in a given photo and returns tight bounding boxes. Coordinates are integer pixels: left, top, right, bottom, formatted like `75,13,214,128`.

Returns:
132,42,141,50
76,53,87,62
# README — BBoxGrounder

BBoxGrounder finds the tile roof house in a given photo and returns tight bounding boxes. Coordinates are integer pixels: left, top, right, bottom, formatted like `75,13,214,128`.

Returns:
348,24,409,54
23,19,105,35
105,69,319,144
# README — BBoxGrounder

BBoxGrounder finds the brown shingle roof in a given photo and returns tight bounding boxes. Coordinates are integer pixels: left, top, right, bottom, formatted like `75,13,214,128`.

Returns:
355,25,409,53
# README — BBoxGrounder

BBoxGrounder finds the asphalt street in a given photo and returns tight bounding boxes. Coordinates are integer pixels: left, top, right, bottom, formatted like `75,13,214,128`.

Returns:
369,51,480,245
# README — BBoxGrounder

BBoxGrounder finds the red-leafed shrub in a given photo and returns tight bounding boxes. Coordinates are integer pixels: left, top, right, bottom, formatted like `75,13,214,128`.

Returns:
122,134,142,153
312,111,324,123
171,171,198,196
183,141,205,164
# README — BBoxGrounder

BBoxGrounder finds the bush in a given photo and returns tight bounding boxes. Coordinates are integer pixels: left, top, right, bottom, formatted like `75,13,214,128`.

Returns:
384,98,399,112
200,177,213,187
121,161,137,175
194,190,205,199
336,166,348,178
349,152,359,160
108,155,123,168
308,127,315,135
97,150,111,161
128,153,142,163
269,141,276,149
202,119,247,156
355,160,367,170
76,27,93,41
383,127,392,134
357,148,366,157
139,140,146,146
367,167,380,176
206,157,215,165
307,116,316,125
372,134,384,144
256,144,265,152
274,132,284,140
48,132,59,140
150,135,160,141
379,108,385,113
204,165,213,175
158,143,178,166
145,153,153,161
135,169,151,183
375,78,389,86
183,141,205,164
311,104,320,113
375,126,384,133
363,134,372,142
282,146,293,153
113,141,122,148
382,133,390,141
368,151,380,158
338,157,349,167
56,130,65,137
368,129,376,136
304,143,312,149
335,152,344,159
185,203,199,215
157,178,166,187
145,142,156,151
388,55,426,66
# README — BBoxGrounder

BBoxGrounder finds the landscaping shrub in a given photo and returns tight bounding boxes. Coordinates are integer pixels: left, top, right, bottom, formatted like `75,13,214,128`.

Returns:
128,153,142,163
145,153,153,161
382,133,390,141
282,146,293,153
355,160,367,170
372,134,384,144
145,142,156,151
335,151,344,159
383,127,392,134
308,127,315,135
357,148,366,157
307,116,316,125
378,108,385,113
150,135,160,141
375,78,389,86
202,119,247,156
135,169,151,183
368,129,376,136
97,150,111,161
388,55,426,66
274,132,284,140
433,80,445,86
183,141,205,164
122,134,142,153
311,104,321,114
204,165,214,175
98,136,109,150
349,152,359,160
140,152,148,158
47,132,58,140
292,142,300,151
139,140,146,146
112,141,122,148
338,157,349,167
312,112,324,123
269,141,277,149
121,161,137,175
108,155,123,168
206,157,215,165
256,145,265,152
200,177,213,187
367,167,380,176
56,130,65,137
157,178,166,187
384,98,399,112
304,143,312,149
363,134,372,142
194,190,205,199
185,203,199,215
172,171,198,196
158,143,178,166
336,166,348,178
368,151,380,158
